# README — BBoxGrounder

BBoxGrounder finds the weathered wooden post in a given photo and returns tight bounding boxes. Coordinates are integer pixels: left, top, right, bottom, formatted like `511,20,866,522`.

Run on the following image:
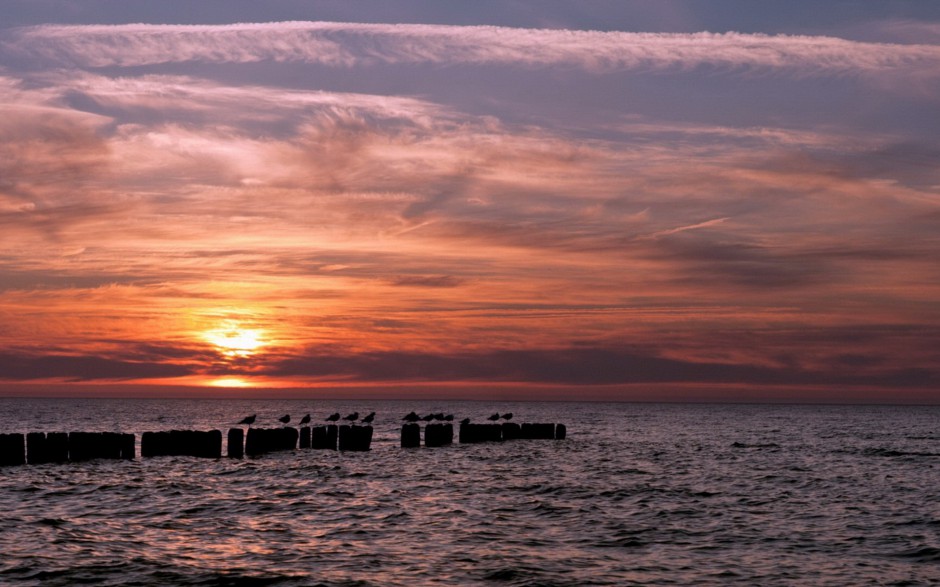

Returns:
401,423,420,448
300,426,311,449
311,425,338,450
47,432,69,462
0,433,26,466
555,424,567,440
26,432,49,465
228,428,244,458
425,423,453,447
502,422,521,440
120,433,135,459
339,425,373,451
521,423,555,439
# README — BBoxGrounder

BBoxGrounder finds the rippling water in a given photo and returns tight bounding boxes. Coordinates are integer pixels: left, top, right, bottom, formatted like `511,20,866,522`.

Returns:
1,399,939,585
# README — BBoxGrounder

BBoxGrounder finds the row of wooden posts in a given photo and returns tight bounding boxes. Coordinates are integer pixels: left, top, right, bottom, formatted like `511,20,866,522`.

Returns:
402,422,566,447
0,421,566,466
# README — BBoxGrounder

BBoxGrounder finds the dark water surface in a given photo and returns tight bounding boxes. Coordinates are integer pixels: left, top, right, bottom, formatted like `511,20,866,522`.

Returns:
1,400,939,585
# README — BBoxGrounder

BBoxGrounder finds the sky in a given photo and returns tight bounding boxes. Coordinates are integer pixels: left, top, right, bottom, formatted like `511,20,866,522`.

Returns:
1,1,938,401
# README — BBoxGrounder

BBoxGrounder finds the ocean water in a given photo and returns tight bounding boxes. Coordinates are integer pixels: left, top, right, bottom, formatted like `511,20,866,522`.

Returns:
0,399,938,586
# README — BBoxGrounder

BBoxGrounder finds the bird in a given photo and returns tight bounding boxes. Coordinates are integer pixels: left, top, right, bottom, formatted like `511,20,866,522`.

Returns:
444,414,454,421
422,413,435,422
501,413,513,421
402,412,420,422
238,414,256,426
433,412,445,421
325,412,340,422
362,412,375,424
459,417,471,425
299,413,311,425
344,412,359,423
278,414,291,424
487,413,500,421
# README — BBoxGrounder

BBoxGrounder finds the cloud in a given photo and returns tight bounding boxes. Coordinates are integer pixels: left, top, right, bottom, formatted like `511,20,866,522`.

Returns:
7,22,940,78
0,352,194,381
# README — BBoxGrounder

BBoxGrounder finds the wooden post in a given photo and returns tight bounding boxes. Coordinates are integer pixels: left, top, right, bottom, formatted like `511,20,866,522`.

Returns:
401,423,420,448
0,433,26,466
300,426,311,449
228,428,244,458
502,422,521,440
26,432,49,465
555,423,567,440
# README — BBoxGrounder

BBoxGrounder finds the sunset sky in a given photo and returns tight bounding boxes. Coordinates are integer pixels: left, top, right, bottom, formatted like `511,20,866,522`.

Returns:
1,1,938,401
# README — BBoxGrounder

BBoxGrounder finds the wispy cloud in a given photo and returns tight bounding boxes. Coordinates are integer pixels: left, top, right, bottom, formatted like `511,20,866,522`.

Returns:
8,22,940,77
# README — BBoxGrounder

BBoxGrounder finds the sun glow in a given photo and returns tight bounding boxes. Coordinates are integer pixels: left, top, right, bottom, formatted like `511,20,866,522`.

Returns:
204,321,266,358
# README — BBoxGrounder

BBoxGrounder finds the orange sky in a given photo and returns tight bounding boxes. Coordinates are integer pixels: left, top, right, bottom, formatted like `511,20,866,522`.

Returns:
1,9,938,401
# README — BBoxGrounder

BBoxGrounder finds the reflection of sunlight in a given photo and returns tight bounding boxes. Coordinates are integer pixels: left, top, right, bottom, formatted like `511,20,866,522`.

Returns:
204,321,265,358
209,377,253,388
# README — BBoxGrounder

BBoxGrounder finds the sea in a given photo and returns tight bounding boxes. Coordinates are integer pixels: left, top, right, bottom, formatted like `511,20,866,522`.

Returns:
0,399,938,586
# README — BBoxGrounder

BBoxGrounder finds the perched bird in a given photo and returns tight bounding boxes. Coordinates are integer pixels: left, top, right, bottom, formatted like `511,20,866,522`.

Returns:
422,413,435,422
238,414,256,426
402,411,421,422
487,413,500,421
326,412,340,422
459,417,471,425
501,413,513,421
278,414,291,424
362,412,375,424
344,412,359,423
299,413,311,425
444,414,454,421
433,412,445,421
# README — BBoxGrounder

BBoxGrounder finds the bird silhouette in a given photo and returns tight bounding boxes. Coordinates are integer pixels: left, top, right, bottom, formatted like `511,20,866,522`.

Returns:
362,412,375,424
433,412,445,421
422,413,435,422
402,412,420,422
238,414,256,426
444,414,454,421
487,413,500,421
299,413,311,425
344,412,359,423
501,413,513,421
278,414,291,424
459,417,471,425
326,412,340,422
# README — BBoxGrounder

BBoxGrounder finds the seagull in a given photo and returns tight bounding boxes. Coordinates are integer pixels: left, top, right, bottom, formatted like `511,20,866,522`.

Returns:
422,413,435,422
238,414,256,426
433,412,445,421
402,412,421,422
299,413,311,425
501,413,513,421
278,414,291,424
344,412,359,423
326,412,340,422
362,412,375,424
487,413,500,421
459,417,471,425
444,414,454,421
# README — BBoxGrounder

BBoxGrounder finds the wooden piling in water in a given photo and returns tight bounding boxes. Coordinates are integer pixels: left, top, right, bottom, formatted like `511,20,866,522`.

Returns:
310,425,338,450
68,432,127,461
555,423,567,440
0,433,25,466
27,432,49,465
458,423,503,443
338,425,373,451
401,423,420,448
47,432,70,462
425,423,453,447
227,428,244,458
299,426,311,449
521,423,556,440
501,422,521,440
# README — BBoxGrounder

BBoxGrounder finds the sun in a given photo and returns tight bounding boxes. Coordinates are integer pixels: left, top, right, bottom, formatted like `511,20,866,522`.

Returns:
204,321,266,358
